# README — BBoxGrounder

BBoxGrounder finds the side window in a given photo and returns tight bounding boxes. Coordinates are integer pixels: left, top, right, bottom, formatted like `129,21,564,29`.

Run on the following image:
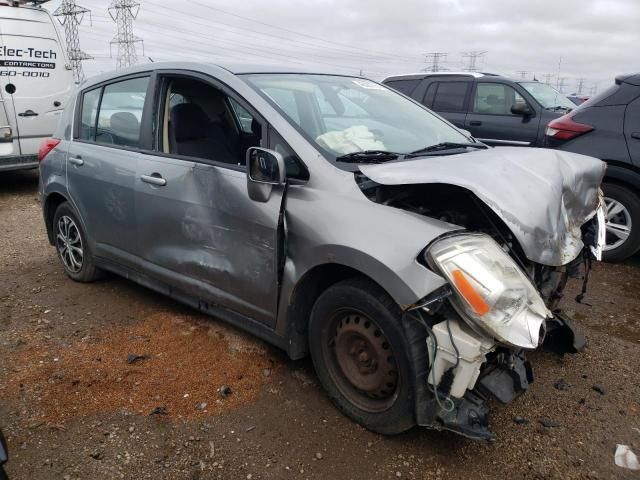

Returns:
473,83,526,115
96,76,149,147
268,126,309,181
385,79,420,96
432,82,469,112
79,87,101,141
229,98,255,134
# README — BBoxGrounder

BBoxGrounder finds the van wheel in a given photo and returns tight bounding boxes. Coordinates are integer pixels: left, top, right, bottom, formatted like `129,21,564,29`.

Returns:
52,202,100,282
602,183,640,261
308,277,416,435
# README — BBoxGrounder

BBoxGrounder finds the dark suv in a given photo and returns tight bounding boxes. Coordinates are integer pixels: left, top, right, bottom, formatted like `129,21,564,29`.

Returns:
545,73,640,261
383,72,574,147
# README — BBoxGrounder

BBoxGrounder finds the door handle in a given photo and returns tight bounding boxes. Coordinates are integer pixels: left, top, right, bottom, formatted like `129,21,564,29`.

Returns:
469,120,482,126
69,155,84,166
632,132,640,140
18,110,38,117
141,174,167,187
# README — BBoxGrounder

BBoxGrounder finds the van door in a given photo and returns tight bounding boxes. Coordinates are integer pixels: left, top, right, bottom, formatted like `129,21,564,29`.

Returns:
0,20,21,164
0,6,73,158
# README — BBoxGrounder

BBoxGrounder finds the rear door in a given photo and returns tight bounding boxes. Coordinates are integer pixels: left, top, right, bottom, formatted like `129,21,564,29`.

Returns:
420,79,471,128
465,81,540,146
625,95,640,164
67,75,152,267
0,6,73,157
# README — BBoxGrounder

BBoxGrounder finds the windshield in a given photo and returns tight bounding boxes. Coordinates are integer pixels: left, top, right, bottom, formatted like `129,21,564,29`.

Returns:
244,74,470,161
518,82,575,110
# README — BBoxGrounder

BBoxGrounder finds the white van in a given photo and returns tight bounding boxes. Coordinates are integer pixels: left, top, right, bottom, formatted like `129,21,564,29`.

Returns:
0,0,73,171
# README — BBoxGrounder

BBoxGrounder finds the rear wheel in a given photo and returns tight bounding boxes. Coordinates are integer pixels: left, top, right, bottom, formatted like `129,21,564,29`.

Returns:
308,277,416,435
52,202,101,282
602,183,640,261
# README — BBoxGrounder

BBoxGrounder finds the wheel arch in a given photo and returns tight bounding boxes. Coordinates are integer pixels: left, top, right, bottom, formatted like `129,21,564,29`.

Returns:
603,161,640,192
43,192,69,245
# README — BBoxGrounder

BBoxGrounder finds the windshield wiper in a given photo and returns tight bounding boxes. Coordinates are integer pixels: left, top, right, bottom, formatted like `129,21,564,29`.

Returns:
406,142,488,157
335,150,400,164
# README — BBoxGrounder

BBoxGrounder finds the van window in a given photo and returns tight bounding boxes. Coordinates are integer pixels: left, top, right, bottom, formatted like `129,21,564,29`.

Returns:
79,88,101,141
432,82,469,113
96,77,150,147
384,79,420,96
473,83,525,115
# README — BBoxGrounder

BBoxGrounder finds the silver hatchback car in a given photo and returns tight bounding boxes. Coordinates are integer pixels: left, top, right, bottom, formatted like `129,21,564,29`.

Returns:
39,62,606,440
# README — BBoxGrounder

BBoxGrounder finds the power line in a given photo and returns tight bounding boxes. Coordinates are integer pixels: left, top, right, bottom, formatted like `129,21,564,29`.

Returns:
462,51,487,72
424,52,447,72
53,0,93,83
109,0,143,68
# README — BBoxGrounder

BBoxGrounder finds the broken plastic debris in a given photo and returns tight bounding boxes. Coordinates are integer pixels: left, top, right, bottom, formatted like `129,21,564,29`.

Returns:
615,444,639,470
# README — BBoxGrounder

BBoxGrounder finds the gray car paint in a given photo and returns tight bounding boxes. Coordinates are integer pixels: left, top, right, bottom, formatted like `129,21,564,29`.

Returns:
40,61,602,350
360,147,606,267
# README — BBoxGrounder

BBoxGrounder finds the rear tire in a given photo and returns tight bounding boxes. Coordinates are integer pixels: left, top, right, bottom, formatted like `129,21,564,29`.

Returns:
308,277,416,435
601,183,640,262
52,202,101,282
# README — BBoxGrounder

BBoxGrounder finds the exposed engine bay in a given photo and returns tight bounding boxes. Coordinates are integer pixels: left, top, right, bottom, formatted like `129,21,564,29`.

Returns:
356,175,604,440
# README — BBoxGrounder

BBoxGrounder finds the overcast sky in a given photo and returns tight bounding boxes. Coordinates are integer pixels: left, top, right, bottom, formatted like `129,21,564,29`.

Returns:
47,0,639,95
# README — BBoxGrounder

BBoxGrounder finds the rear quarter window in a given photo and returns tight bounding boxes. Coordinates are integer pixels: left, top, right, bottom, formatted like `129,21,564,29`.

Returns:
384,79,420,96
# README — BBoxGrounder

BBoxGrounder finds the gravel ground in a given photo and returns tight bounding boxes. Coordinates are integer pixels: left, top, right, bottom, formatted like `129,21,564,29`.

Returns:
1,169,639,480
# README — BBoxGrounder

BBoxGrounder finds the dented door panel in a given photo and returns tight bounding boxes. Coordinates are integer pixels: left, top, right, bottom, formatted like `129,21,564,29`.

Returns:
135,155,282,325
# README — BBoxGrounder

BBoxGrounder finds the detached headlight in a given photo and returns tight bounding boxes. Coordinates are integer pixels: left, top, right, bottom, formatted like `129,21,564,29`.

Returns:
426,234,550,349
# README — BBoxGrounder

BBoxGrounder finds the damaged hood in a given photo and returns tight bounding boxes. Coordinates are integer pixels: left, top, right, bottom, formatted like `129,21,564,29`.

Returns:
360,147,606,266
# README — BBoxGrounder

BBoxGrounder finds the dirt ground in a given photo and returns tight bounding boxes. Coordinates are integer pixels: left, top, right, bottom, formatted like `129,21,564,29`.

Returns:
1,169,639,480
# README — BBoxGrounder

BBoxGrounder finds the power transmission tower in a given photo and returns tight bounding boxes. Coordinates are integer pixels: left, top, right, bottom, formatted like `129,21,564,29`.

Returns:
557,77,567,93
424,52,447,72
516,70,529,79
576,77,587,95
462,51,487,72
589,83,599,96
542,73,554,85
109,0,144,69
53,0,92,83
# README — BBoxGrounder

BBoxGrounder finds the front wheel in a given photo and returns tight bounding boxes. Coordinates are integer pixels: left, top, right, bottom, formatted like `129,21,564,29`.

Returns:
602,183,640,262
308,277,416,435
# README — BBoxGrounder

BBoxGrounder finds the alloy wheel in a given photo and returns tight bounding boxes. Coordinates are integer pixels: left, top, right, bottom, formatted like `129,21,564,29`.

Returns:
56,215,84,273
603,196,632,251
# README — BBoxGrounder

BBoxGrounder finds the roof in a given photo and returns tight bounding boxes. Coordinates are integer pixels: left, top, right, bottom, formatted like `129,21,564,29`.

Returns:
383,71,501,82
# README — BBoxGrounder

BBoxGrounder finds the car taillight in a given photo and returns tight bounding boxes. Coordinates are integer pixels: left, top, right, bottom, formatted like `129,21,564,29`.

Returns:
38,138,61,162
546,114,593,141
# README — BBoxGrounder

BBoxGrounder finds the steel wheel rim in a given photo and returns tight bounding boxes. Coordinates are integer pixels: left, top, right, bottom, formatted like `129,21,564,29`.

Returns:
323,309,399,413
603,196,632,251
56,215,84,273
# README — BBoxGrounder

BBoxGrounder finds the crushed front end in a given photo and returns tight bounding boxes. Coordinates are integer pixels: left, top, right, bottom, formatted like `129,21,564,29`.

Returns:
356,148,607,440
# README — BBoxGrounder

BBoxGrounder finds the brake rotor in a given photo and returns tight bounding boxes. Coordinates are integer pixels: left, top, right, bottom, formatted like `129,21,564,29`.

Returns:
333,313,398,399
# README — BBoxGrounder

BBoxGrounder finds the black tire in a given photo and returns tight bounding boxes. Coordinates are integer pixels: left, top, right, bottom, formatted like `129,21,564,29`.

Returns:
602,183,640,262
52,202,101,282
0,466,7,480
308,277,416,435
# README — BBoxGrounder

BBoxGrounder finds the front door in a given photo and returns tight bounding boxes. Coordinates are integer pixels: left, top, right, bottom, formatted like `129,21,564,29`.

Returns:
135,74,283,325
67,75,151,265
465,82,540,146
625,96,640,162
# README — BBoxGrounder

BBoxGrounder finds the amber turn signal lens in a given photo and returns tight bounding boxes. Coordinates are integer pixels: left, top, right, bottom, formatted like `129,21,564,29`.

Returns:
452,269,490,316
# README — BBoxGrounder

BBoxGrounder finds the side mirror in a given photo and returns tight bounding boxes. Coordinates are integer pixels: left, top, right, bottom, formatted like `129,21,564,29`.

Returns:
511,100,533,116
246,147,286,202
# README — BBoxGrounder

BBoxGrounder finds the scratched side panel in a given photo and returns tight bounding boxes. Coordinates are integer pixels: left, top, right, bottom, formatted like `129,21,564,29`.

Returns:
135,156,282,325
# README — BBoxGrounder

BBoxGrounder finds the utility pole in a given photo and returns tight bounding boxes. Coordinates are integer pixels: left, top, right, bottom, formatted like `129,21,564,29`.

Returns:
461,51,487,72
424,52,447,72
557,77,567,93
516,70,529,79
53,0,92,83
109,0,144,69
542,73,554,85
576,77,587,95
